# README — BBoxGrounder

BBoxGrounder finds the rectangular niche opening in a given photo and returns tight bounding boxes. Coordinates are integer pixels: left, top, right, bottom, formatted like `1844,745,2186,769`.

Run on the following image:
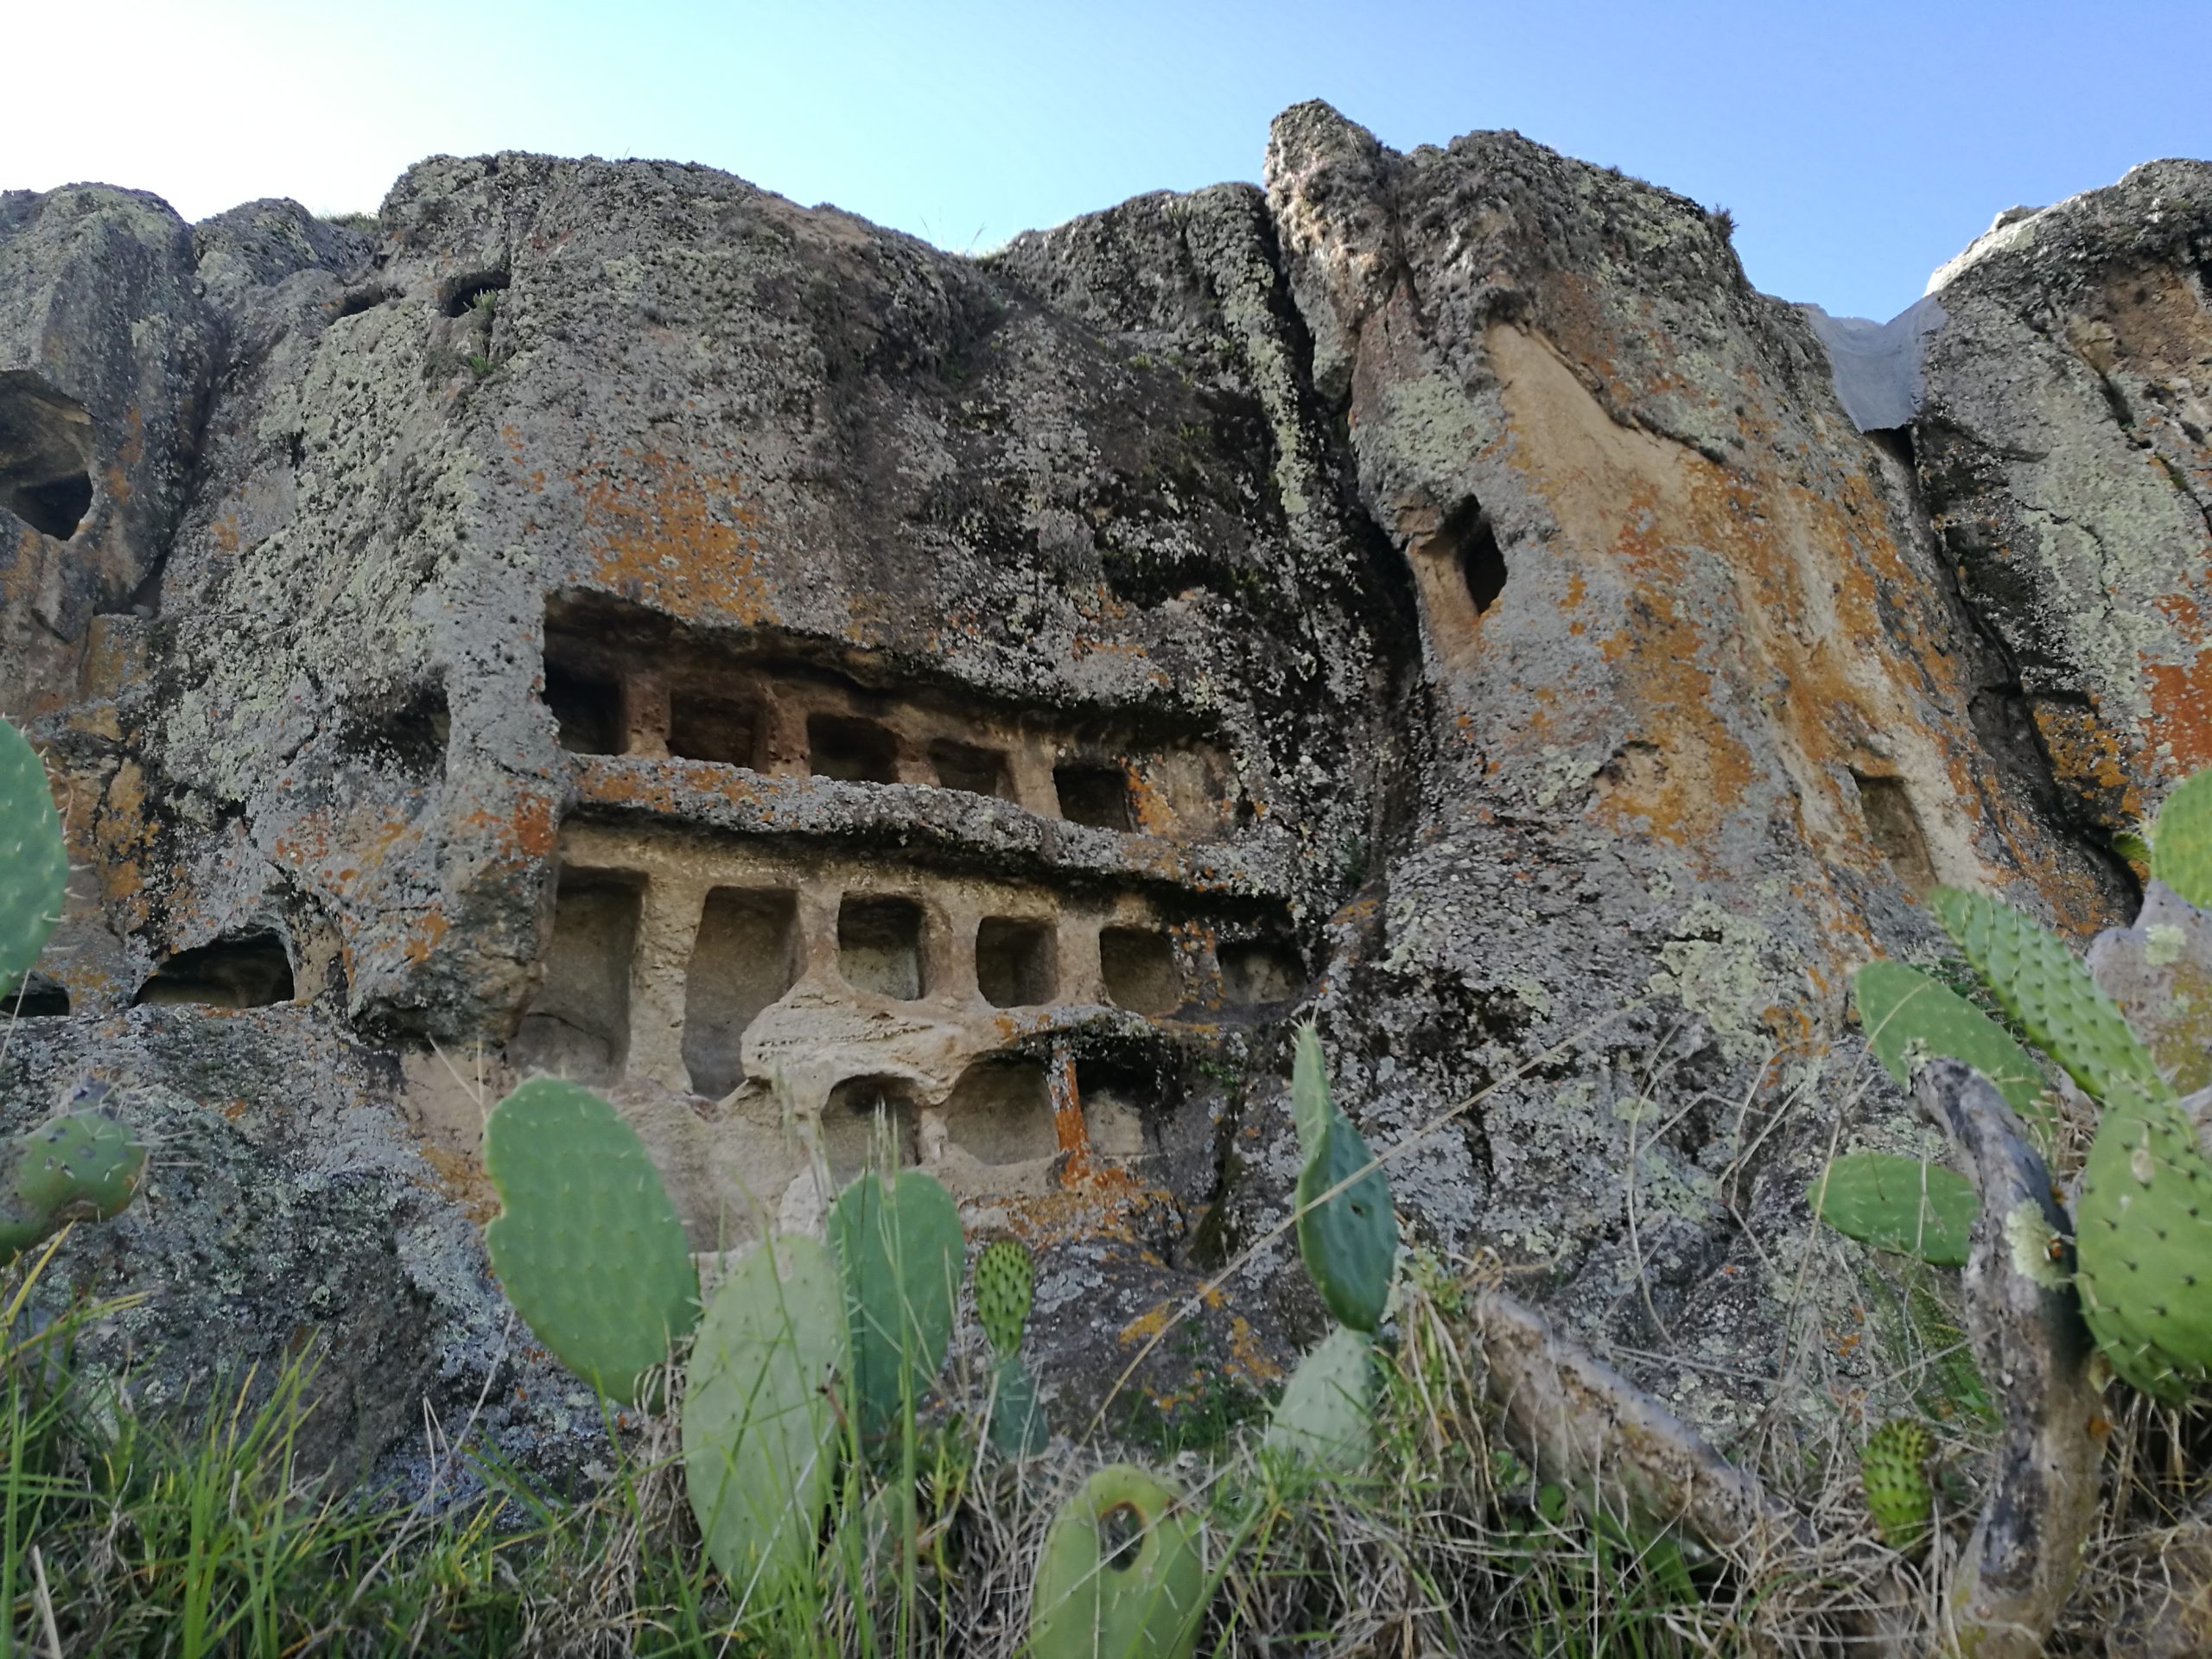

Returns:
1100,926,1179,1017
1219,940,1304,1009
669,690,760,767
839,894,926,1001
512,872,641,1084
682,888,798,1099
1075,1055,1155,1162
10,973,69,1019
133,932,295,1009
941,1058,1058,1166
975,917,1057,1008
930,739,1011,800
1055,762,1133,830
808,714,899,784
1853,772,1936,899
543,662,623,754
822,1077,919,1183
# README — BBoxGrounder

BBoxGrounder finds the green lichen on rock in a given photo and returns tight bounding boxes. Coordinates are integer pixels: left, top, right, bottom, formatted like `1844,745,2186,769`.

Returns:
1853,959,2054,1147
0,717,67,1001
483,1077,698,1407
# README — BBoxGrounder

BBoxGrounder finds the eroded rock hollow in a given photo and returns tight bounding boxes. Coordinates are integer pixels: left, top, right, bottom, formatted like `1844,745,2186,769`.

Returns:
3,104,2205,1478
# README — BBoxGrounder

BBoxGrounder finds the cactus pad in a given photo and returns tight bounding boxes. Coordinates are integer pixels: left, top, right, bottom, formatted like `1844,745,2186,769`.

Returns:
1290,1024,1396,1333
986,1351,1050,1457
1853,960,2055,1147
1929,886,2163,1107
1028,1464,1205,1659
828,1166,962,1443
0,717,67,1001
1263,1325,1375,1471
2074,1075,2212,1400
483,1077,697,1406
683,1234,846,1592
1811,1153,1980,1267
974,1236,1033,1357
2153,769,2212,910
0,1103,147,1263
1859,1418,1933,1550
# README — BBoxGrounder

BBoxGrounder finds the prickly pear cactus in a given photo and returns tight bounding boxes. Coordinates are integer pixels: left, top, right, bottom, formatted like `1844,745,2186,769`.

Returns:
1811,1153,1980,1268
974,1236,1033,1358
0,717,67,1001
987,1351,1049,1458
0,1098,147,1263
1290,1024,1395,1333
683,1234,846,1592
828,1166,962,1443
2152,769,2212,910
2074,1074,2212,1401
1853,960,2054,1147
1028,1464,1205,1659
1263,1325,1374,1471
1929,886,2163,1107
483,1077,698,1406
1859,1418,1933,1550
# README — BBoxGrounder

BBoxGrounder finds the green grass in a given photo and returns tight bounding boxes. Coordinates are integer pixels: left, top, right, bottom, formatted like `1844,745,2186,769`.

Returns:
2,1240,1788,1658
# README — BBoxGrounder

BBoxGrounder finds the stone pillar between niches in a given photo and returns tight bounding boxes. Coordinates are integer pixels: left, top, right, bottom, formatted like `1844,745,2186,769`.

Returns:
791,880,842,984
1062,914,1107,1005
621,671,671,758
757,685,810,777
890,723,934,786
626,872,710,1091
1006,734,1059,818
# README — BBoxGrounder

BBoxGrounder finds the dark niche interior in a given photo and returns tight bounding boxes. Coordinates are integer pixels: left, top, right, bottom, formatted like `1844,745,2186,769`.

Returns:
0,372,96,542
134,933,296,1009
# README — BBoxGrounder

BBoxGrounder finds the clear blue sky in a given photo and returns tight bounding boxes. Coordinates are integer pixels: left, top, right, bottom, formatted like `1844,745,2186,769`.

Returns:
11,1,2209,321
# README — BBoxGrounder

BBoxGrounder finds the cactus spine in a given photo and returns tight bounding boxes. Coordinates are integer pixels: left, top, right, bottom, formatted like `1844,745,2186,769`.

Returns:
0,715,67,1004
1809,1152,1980,1268
828,1166,963,1444
0,1095,148,1263
1027,1465,1204,1659
1859,1418,1934,1550
482,1077,699,1406
683,1235,846,1592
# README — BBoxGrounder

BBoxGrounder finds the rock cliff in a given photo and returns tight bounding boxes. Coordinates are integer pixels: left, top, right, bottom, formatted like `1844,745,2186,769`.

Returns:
2,104,2205,1479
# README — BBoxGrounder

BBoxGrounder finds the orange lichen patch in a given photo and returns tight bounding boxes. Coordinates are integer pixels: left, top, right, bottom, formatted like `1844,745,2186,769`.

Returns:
1482,322,2111,933
1125,766,1177,838
419,1145,499,1224
2146,593,2212,780
578,451,774,627
1224,1315,1282,1386
2031,702,2143,824
403,910,451,965
454,790,559,866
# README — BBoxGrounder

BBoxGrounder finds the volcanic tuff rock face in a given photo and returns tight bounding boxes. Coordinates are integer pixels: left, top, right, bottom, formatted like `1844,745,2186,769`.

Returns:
1,103,2205,1478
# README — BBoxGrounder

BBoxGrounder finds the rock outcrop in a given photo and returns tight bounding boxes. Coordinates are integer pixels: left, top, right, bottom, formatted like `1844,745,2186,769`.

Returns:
1,108,2204,1479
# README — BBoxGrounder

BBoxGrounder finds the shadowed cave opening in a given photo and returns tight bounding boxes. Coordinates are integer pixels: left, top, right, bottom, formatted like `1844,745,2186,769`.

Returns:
941,1057,1058,1165
976,917,1056,1007
1055,763,1133,830
683,888,798,1098
809,715,899,785
544,662,623,754
1100,926,1179,1016
1218,940,1304,1009
1854,772,1937,899
931,739,1011,799
442,271,511,317
823,1076,919,1179
839,895,926,1001
134,933,295,1009
1455,502,1507,615
669,690,760,767
512,874,640,1084
0,373,96,542
9,974,69,1019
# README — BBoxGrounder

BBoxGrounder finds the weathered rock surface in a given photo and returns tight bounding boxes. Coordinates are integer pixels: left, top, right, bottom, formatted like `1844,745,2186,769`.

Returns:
1,106,2204,1479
